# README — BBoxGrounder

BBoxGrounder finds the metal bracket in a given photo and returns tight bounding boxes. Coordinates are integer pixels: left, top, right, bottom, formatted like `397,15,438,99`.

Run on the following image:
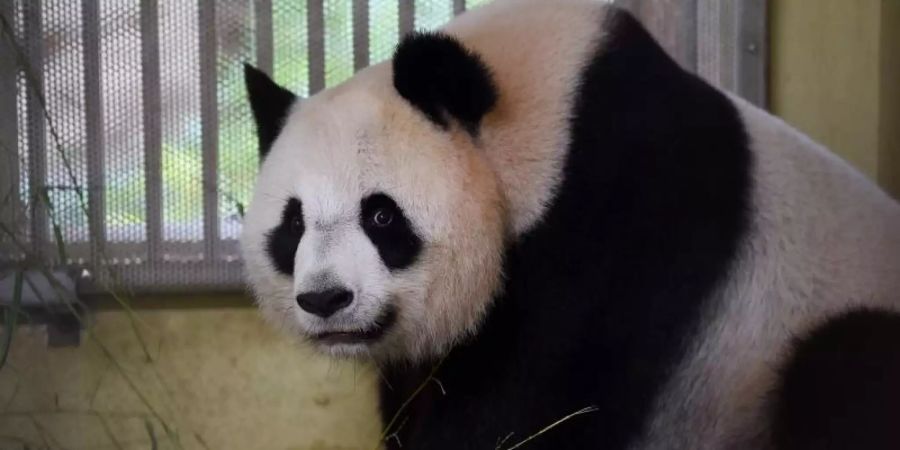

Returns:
0,269,85,347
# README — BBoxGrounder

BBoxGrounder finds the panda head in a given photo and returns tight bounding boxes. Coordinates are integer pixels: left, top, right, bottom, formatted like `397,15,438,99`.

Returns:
241,33,507,362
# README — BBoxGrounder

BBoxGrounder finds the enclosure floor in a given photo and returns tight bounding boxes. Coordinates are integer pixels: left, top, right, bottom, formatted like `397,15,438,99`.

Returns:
0,300,382,450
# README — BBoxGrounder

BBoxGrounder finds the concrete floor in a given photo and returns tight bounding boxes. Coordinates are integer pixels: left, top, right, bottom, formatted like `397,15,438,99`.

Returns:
0,304,382,449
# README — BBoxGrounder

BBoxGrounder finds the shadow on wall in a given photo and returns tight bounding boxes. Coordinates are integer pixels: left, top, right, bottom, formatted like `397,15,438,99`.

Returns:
0,300,381,450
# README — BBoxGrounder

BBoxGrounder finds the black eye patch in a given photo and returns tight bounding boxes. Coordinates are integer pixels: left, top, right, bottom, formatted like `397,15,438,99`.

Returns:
265,197,304,275
360,193,422,271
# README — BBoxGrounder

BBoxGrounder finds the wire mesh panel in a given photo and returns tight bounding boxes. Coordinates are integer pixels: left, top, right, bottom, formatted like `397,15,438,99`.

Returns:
216,0,257,248
42,0,91,261
367,1,397,65
415,0,453,30
0,0,763,294
272,0,309,97
159,0,202,252
466,0,491,10
324,0,353,87
100,0,146,248
0,1,22,265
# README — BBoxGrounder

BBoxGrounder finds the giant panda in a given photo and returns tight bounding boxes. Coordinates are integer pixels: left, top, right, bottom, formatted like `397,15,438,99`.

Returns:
240,1,900,448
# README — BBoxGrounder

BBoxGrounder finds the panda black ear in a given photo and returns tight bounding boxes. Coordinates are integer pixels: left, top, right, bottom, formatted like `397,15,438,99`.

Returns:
244,63,297,159
392,32,498,136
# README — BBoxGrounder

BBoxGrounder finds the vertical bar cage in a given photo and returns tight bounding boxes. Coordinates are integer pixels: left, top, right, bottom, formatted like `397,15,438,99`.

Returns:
2,0,765,293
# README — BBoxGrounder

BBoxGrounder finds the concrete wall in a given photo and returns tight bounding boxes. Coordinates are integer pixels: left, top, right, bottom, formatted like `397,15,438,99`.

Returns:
770,0,900,198
0,299,382,449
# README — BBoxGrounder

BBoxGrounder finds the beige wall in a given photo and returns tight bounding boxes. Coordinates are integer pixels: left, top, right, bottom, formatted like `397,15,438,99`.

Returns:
770,0,900,198
880,0,900,196
0,299,382,450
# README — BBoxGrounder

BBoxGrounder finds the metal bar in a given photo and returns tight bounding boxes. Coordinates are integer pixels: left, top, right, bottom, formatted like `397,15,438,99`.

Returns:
24,0,47,259
307,0,324,93
0,0,19,246
736,0,767,107
198,0,218,261
141,0,162,264
718,0,738,92
82,0,105,263
679,0,698,72
695,0,722,88
255,0,273,73
352,0,368,72
399,0,414,36
453,0,465,16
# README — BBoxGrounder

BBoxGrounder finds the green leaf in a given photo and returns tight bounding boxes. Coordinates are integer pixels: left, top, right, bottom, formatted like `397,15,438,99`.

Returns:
0,270,24,370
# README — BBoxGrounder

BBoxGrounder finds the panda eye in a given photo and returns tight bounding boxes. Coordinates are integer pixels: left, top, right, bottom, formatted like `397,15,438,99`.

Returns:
372,208,394,227
290,215,304,235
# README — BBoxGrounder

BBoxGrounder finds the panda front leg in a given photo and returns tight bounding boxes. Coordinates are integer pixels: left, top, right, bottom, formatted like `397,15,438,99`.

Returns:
770,307,900,450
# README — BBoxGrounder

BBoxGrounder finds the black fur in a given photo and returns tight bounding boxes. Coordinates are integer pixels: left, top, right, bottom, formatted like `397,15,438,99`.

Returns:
244,63,297,158
380,9,752,450
266,197,304,275
771,308,900,450
360,193,423,271
392,32,498,136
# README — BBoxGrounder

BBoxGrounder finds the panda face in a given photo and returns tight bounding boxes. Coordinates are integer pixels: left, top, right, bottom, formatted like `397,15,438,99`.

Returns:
241,76,506,361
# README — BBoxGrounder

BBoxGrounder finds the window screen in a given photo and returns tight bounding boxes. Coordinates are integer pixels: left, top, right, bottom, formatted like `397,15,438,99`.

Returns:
0,0,766,295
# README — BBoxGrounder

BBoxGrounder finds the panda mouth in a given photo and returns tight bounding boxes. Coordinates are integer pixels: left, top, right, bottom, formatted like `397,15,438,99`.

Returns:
312,306,397,345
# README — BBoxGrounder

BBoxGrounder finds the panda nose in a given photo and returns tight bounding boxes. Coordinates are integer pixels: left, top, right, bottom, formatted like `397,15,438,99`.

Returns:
296,288,354,318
